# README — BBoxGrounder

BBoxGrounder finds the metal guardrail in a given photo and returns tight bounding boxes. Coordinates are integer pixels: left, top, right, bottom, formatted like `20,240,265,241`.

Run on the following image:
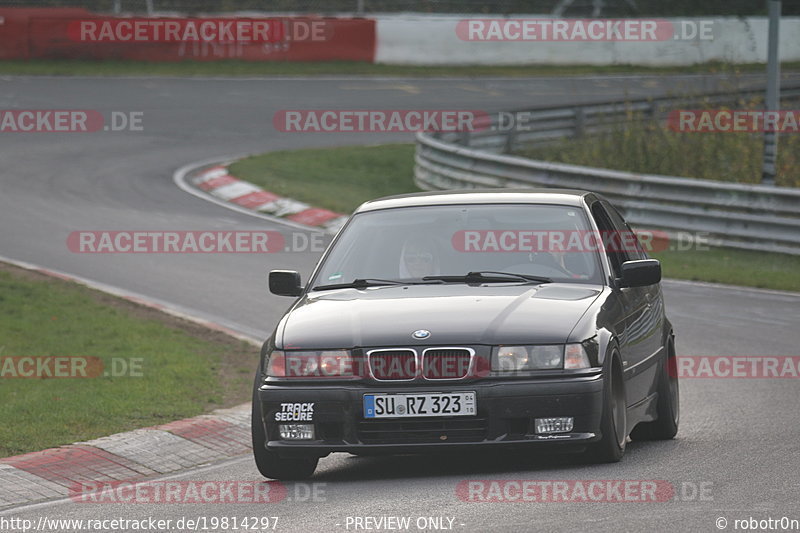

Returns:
415,86,800,255
9,1,790,17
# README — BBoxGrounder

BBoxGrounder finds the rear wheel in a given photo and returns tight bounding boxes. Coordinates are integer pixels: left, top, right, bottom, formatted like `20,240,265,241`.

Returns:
630,338,679,441
251,372,318,480
587,353,626,463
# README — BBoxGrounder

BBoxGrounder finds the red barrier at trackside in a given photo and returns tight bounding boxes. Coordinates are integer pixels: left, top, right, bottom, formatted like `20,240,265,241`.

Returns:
0,8,91,59
0,8,375,62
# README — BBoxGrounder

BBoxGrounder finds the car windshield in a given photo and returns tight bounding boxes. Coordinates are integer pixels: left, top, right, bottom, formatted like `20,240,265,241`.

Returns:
311,203,604,288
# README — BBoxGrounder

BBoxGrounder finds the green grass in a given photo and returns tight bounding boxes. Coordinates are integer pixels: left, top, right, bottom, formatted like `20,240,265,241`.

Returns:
228,143,800,292
229,144,419,214
1,59,799,78
0,265,256,457
516,105,800,188
650,247,800,292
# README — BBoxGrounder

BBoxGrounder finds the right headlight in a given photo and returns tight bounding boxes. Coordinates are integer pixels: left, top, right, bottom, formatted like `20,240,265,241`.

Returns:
267,349,354,377
492,343,593,371
563,344,591,369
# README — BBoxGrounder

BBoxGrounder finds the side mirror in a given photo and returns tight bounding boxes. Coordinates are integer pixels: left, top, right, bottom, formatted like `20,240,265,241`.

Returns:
620,259,661,288
269,270,303,297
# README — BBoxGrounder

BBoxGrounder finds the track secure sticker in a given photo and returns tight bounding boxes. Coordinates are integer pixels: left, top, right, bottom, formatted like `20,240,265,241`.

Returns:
275,402,314,421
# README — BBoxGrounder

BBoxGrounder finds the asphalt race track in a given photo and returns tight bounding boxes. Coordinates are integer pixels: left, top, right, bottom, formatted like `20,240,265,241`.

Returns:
1,74,799,532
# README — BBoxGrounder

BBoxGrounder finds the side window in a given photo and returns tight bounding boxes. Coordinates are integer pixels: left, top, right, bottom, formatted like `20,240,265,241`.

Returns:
602,201,647,260
624,222,648,260
590,202,625,279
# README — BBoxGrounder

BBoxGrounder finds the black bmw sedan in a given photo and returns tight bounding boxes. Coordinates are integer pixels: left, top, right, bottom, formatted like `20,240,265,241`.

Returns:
252,189,679,479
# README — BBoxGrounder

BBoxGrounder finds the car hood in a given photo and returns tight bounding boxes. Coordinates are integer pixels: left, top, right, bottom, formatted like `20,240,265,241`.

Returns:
279,283,603,349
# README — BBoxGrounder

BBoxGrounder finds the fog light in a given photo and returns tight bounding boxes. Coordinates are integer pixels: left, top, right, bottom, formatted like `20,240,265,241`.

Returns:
535,417,574,434
279,424,315,440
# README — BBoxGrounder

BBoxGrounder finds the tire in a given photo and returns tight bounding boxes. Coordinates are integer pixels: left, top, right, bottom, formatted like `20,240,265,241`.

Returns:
251,372,318,480
630,338,679,441
587,353,626,463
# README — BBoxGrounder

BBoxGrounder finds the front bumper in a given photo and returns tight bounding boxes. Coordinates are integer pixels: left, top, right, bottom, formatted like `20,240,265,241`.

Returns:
256,374,604,457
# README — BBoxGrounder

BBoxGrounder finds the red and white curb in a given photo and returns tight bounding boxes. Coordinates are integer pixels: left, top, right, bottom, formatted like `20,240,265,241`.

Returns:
0,405,251,511
0,254,258,511
174,157,348,235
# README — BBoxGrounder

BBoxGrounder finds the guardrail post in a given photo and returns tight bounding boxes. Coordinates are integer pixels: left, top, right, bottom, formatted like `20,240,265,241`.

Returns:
762,0,781,185
646,101,657,121
574,108,585,137
504,128,517,153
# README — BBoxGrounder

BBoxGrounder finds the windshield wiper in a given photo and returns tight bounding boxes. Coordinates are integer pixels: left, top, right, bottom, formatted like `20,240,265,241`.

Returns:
422,271,552,284
312,278,442,291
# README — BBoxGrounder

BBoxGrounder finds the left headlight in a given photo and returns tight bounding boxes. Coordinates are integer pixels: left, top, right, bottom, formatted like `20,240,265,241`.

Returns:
492,344,592,372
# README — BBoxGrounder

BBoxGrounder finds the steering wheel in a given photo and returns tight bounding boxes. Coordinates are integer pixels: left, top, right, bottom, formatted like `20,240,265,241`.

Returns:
529,252,573,277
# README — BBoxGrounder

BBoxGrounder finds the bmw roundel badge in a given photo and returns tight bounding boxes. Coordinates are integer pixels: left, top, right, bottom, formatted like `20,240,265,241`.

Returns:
412,329,431,339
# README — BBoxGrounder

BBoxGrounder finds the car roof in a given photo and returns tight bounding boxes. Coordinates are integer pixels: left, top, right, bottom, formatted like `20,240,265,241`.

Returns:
354,188,593,213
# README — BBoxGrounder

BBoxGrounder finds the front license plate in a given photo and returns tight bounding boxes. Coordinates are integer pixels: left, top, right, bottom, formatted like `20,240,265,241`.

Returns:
363,392,476,418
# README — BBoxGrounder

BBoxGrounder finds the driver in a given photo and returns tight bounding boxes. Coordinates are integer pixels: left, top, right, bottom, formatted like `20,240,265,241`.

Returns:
531,249,587,278
399,236,440,278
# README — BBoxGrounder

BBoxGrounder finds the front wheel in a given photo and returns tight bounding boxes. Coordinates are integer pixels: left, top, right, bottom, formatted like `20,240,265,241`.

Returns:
251,372,318,480
630,338,679,441
587,354,626,463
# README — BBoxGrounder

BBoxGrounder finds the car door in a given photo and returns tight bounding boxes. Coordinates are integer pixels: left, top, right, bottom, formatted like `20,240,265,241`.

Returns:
590,200,651,408
603,201,664,405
